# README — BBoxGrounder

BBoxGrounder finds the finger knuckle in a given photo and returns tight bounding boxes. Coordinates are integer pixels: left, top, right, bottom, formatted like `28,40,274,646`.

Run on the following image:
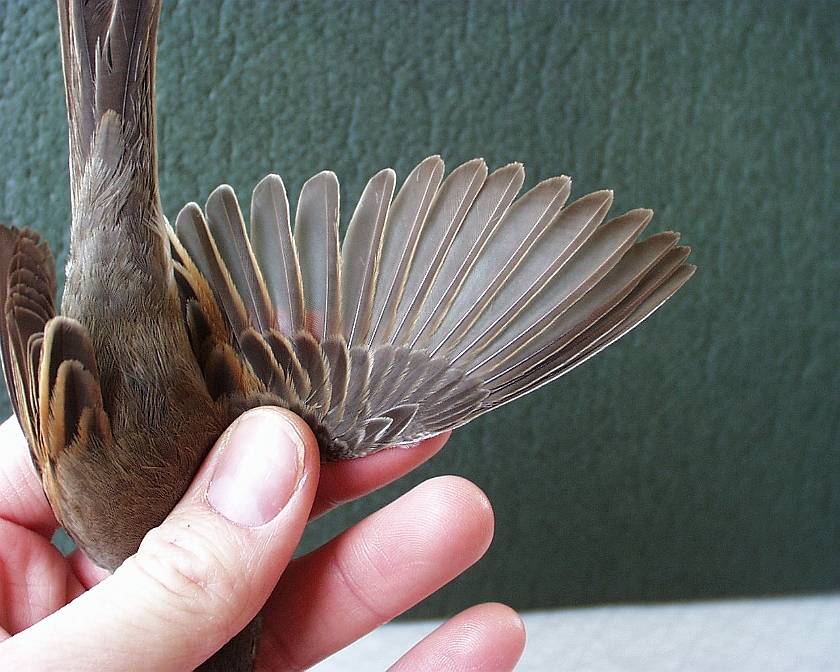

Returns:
132,517,248,617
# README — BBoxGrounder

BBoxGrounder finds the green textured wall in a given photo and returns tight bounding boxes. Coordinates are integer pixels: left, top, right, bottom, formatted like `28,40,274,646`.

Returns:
1,1,838,620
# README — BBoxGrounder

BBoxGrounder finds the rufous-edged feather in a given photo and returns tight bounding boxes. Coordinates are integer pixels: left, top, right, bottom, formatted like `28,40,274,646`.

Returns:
39,316,112,463
205,185,274,333
176,202,252,337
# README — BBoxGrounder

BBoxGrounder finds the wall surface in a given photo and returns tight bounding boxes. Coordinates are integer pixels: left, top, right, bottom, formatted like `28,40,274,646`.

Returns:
0,1,838,619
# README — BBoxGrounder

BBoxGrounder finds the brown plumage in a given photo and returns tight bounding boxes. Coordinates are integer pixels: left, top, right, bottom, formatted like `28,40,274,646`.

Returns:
0,0,695,669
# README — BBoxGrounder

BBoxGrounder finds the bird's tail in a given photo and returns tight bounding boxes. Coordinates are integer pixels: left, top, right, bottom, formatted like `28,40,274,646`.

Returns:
57,0,161,212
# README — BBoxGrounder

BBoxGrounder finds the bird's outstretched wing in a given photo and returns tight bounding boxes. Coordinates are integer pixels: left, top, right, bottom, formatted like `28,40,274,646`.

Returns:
174,157,695,460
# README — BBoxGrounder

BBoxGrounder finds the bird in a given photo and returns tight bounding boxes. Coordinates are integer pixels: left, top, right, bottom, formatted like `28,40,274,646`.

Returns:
0,0,694,669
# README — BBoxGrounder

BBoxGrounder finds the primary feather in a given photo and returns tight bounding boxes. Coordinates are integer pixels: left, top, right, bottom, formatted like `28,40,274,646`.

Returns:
175,157,694,459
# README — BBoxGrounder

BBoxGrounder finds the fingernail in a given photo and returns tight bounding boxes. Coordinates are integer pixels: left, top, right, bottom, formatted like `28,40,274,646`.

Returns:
207,409,304,527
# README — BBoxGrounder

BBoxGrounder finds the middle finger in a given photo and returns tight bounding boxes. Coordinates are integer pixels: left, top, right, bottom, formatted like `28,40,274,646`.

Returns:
257,474,495,670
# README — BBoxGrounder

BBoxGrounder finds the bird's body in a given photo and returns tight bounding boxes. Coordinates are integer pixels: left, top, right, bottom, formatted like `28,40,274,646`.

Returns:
12,0,231,570
0,0,694,668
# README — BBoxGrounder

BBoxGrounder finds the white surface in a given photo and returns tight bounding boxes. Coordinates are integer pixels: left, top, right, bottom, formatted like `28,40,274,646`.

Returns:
311,594,840,671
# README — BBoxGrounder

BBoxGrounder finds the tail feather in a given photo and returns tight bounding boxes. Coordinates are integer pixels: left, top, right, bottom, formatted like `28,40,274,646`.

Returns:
58,0,161,200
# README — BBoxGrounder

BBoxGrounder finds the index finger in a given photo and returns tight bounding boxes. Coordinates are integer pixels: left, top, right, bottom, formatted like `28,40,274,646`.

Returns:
310,431,451,519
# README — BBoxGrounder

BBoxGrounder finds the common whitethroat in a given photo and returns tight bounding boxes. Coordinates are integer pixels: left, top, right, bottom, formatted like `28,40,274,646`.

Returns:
0,1,694,669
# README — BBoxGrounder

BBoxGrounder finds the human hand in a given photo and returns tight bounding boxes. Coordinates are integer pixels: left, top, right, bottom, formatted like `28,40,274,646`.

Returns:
0,408,525,670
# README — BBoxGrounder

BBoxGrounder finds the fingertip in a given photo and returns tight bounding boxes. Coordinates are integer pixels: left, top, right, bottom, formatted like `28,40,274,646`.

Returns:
424,473,493,513
481,602,527,650
408,474,496,561
390,603,526,672
206,407,309,527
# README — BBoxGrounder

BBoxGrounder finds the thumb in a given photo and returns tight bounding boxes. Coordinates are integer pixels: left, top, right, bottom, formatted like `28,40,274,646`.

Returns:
2,407,320,671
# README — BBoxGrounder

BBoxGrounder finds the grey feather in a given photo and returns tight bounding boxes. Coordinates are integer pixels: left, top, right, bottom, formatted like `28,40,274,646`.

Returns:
340,168,396,346
178,157,694,458
294,171,341,341
367,156,445,346
205,186,274,333
404,162,525,350
390,158,488,346
485,246,693,405
457,204,653,368
250,174,305,335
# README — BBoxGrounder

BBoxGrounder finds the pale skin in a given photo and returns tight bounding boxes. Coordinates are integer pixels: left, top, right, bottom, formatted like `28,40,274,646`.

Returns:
0,408,526,671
